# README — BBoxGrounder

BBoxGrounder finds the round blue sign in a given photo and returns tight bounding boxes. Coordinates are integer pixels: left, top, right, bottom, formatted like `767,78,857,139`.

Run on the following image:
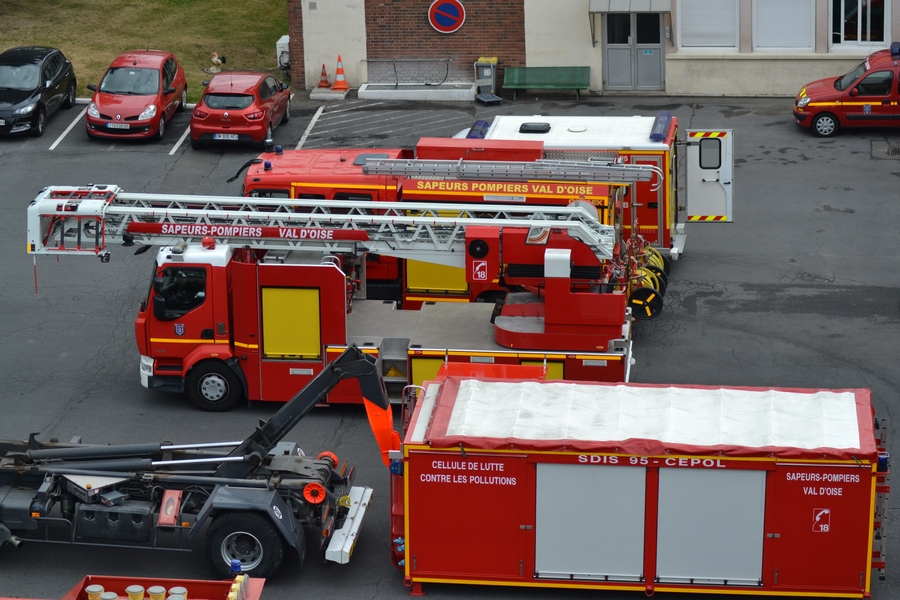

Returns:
428,0,466,34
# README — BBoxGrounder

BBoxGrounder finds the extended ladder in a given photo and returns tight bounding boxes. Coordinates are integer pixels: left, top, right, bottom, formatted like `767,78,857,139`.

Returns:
362,158,660,185
27,185,617,266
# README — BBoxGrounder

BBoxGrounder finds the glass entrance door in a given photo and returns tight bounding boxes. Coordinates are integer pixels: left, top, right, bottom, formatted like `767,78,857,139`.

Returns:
603,13,664,91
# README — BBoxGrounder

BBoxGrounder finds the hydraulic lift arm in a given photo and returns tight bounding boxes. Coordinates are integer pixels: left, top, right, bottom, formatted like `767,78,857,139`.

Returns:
215,345,390,479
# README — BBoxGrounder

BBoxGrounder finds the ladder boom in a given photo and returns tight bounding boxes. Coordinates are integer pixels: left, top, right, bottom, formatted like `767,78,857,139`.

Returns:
27,185,617,263
361,158,660,184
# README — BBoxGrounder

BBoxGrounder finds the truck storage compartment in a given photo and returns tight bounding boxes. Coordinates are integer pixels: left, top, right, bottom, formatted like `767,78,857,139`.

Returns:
75,501,155,542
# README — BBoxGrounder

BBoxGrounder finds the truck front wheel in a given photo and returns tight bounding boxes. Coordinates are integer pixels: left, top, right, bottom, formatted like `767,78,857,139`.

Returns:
205,512,284,578
186,361,242,411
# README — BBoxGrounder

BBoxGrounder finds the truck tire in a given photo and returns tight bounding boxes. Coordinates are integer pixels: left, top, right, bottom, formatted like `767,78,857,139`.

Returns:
186,361,242,411
205,511,284,578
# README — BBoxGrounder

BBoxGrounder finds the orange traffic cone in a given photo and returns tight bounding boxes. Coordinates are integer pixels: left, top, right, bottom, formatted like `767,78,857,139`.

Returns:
316,64,330,88
331,55,350,91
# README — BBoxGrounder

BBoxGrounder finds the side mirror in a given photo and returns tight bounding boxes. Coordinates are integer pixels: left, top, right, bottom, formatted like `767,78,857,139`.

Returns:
87,83,96,91
152,294,171,321
281,82,289,91
202,80,210,87
152,275,164,294
850,87,858,97
164,87,176,95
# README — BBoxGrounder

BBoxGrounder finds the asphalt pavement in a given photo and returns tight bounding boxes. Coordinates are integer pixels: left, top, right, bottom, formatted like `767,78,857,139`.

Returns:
1,93,899,600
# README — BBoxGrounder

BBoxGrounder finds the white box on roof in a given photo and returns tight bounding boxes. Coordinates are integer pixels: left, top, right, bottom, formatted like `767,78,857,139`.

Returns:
484,115,669,151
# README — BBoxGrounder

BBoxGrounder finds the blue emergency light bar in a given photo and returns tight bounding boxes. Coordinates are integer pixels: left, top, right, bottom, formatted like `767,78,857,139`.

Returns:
650,111,673,142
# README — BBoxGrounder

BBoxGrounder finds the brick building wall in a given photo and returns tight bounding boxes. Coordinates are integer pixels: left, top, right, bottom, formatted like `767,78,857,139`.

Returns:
286,0,305,86
363,0,525,85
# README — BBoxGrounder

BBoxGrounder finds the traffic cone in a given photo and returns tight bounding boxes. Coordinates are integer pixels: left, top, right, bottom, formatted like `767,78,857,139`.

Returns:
316,64,330,88
331,55,350,91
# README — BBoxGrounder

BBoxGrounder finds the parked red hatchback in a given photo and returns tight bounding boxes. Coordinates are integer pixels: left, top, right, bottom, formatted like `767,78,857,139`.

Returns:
86,50,187,140
190,71,290,149
794,42,900,137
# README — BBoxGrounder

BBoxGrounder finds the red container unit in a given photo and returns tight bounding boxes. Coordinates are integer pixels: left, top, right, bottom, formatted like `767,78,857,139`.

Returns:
1,575,264,600
392,378,889,597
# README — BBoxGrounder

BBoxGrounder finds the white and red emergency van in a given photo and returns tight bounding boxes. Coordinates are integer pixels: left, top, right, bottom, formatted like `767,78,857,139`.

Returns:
389,375,889,597
794,42,900,137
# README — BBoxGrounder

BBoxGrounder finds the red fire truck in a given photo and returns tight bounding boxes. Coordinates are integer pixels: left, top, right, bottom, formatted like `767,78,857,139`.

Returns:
27,175,656,410
381,371,889,598
237,132,672,309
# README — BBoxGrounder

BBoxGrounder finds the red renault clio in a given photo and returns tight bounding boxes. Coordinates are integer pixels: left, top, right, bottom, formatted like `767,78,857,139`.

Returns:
189,71,290,149
86,50,187,141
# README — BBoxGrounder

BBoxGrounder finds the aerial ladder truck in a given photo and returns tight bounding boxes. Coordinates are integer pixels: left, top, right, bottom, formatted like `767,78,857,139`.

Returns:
27,159,665,411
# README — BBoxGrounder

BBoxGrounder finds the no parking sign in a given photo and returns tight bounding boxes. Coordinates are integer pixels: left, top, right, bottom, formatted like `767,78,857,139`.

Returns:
428,0,466,34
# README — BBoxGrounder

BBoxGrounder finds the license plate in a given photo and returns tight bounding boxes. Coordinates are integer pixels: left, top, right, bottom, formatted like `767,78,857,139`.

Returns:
106,122,130,130
214,133,239,140
0,119,5,126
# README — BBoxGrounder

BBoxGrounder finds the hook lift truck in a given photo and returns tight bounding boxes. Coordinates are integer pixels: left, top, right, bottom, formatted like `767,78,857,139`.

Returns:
0,344,394,578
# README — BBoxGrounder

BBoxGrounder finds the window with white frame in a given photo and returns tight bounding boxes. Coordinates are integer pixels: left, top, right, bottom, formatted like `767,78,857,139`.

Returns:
753,0,815,50
832,0,889,46
677,0,739,49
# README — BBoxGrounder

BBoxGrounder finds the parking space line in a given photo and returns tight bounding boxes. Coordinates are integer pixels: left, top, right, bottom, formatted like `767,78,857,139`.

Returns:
49,107,87,150
171,126,191,155
321,101,385,115
296,105,324,150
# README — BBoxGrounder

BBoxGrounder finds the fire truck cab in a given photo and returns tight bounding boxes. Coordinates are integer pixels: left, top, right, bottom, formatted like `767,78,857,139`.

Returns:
136,244,634,410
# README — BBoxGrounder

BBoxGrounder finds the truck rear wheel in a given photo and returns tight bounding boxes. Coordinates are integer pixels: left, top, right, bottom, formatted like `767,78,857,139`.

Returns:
205,511,284,578
186,361,242,411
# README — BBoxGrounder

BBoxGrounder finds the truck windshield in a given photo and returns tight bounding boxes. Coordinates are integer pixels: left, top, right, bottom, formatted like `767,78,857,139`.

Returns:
157,267,207,316
835,61,868,91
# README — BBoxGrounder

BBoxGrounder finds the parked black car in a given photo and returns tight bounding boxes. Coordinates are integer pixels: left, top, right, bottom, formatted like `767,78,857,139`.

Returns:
0,46,76,137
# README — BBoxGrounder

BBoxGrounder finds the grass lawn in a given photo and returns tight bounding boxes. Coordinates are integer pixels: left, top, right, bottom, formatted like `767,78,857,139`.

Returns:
0,0,289,102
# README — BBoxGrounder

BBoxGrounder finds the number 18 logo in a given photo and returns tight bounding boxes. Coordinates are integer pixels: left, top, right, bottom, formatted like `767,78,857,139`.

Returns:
812,508,830,532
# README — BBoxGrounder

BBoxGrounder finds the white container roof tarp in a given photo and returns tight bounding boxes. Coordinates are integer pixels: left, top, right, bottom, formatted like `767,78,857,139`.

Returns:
415,378,876,460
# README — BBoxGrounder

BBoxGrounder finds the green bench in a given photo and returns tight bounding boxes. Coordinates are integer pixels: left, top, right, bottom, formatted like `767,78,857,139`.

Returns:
502,66,591,100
